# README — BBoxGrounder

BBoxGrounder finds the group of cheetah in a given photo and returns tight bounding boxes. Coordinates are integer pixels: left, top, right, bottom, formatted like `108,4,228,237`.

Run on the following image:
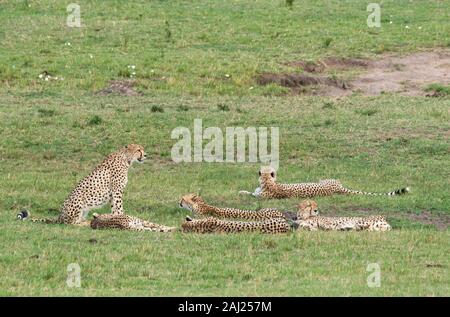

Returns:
18,144,409,234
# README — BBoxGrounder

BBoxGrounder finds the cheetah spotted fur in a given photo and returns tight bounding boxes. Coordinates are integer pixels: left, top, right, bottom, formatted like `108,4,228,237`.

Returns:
295,200,391,231
181,216,295,234
239,166,409,199
18,144,147,225
179,193,297,220
90,213,176,232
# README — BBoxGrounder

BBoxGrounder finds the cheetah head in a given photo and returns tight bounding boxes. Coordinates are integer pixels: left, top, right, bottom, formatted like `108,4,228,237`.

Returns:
297,200,319,220
179,193,205,212
123,144,147,164
259,166,276,183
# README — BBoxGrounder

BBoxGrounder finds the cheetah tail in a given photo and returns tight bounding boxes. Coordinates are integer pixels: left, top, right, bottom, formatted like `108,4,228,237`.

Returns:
288,219,299,230
16,209,59,224
341,187,410,196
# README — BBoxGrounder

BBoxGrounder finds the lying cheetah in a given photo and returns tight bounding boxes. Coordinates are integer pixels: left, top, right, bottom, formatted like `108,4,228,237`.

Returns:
295,200,391,231
17,144,147,225
179,193,296,220
239,166,409,199
181,216,295,234
90,213,176,232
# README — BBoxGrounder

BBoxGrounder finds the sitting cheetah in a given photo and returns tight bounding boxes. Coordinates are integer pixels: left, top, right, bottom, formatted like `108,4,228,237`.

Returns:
181,216,295,234
179,193,297,220
90,213,176,232
295,200,391,231
239,166,409,199
17,144,147,225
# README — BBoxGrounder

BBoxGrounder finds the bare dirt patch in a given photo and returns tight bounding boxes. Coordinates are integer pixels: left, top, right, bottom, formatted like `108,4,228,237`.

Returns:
96,80,143,96
276,50,450,96
352,51,450,96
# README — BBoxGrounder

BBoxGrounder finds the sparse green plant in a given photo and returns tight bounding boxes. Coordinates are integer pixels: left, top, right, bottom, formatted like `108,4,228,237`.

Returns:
425,83,450,97
177,105,189,112
324,37,333,48
322,101,335,109
356,109,378,116
151,105,164,112
217,103,230,111
37,108,56,117
164,20,173,43
87,115,103,125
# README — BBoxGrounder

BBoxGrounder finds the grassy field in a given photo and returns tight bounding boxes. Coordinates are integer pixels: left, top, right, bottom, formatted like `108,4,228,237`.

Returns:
0,0,449,296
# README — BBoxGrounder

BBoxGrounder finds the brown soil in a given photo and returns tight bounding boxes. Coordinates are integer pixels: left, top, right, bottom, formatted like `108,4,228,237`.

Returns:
352,51,450,96
97,80,143,96
273,50,450,96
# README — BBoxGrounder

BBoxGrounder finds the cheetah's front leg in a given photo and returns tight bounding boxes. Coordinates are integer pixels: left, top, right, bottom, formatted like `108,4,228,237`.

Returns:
110,189,124,215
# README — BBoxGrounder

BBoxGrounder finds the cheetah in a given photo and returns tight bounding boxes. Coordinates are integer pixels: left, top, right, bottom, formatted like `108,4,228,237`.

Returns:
181,216,296,234
239,166,409,199
295,200,391,231
179,193,297,220
90,213,176,232
17,144,147,225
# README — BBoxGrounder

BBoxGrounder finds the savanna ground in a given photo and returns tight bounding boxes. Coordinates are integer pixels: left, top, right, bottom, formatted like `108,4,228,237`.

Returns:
0,0,449,296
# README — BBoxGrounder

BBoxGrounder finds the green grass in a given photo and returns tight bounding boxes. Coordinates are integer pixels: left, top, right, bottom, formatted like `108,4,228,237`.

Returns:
1,0,449,96
1,95,449,296
0,0,449,296
425,83,450,97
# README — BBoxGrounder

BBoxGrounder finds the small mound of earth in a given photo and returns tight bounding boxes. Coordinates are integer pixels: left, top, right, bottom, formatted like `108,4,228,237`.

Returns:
96,80,142,96
274,50,450,96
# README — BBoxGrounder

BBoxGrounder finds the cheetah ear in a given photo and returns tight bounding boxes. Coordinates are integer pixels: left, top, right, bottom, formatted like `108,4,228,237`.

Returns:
258,170,261,176
124,144,128,148
185,216,193,222
270,172,275,178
